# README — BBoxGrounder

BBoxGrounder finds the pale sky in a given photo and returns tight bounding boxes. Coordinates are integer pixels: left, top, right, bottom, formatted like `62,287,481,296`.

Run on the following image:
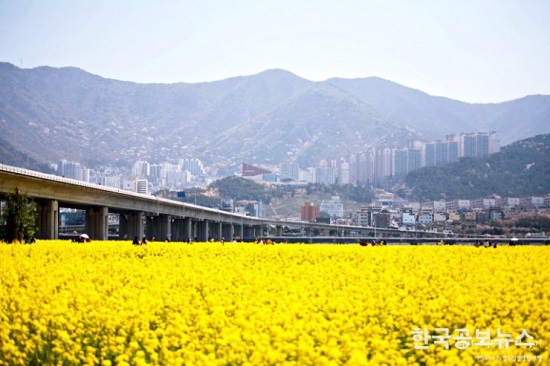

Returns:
1,0,549,103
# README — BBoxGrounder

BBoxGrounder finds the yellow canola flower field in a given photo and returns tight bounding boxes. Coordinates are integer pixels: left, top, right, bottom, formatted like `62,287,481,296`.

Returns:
0,241,548,365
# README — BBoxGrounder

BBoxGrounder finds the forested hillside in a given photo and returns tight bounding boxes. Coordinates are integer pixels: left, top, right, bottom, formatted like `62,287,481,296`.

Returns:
402,134,550,200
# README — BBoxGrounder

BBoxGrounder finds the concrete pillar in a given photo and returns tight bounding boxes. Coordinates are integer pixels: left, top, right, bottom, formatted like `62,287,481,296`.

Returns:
123,211,144,241
86,206,108,240
222,223,234,241
183,218,193,241
171,218,184,242
119,214,128,240
148,216,156,241
37,200,58,239
243,225,262,241
146,214,171,241
254,225,263,238
276,225,283,236
161,215,172,241
196,220,209,242
213,221,222,240
235,224,244,240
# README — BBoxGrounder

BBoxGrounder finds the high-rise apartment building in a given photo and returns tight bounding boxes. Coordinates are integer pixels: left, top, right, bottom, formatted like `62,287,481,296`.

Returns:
458,132,499,158
57,159,88,181
102,175,122,189
393,149,409,180
329,131,498,188
315,167,336,185
132,161,150,178
392,148,421,180
355,152,367,185
280,162,300,181
423,139,459,167
337,160,350,185
181,158,206,176
408,149,422,173
374,147,392,186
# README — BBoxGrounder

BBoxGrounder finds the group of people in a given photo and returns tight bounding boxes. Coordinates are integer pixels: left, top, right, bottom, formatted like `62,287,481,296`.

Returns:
475,239,498,248
359,239,387,246
132,236,147,245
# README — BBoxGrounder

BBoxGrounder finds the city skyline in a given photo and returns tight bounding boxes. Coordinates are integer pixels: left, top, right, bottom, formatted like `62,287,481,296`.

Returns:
57,131,500,192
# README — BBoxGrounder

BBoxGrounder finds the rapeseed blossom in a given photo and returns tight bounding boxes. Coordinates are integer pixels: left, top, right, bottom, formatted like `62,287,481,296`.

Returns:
0,241,547,365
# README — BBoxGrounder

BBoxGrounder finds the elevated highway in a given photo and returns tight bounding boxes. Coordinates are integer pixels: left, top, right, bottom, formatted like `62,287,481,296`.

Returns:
0,164,435,241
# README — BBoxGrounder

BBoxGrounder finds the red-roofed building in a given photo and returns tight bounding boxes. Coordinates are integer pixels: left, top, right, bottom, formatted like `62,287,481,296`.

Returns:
242,163,271,177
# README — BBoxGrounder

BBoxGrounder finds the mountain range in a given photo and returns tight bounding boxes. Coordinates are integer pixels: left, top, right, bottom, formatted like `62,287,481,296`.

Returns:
1,62,549,174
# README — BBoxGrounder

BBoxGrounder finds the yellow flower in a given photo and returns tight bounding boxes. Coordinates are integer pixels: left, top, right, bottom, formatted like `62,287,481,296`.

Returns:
0,241,548,364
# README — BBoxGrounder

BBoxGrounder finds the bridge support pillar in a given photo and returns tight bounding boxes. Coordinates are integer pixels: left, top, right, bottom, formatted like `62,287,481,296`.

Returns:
183,218,193,242
171,218,184,242
145,215,171,241
276,225,283,236
159,215,171,241
212,222,222,241
121,211,143,241
86,206,108,240
243,226,252,241
235,224,244,241
243,225,262,241
37,200,58,239
254,225,263,238
196,220,209,242
222,223,234,241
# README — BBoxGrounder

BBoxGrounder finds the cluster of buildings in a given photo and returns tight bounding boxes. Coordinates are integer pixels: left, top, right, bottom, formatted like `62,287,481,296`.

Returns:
300,194,550,233
56,131,499,196
55,158,210,195
50,129,546,234
246,132,500,187
53,130,503,206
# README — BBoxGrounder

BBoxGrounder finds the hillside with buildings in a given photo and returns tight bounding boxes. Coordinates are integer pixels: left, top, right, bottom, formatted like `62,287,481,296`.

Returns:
1,62,550,178
402,133,550,200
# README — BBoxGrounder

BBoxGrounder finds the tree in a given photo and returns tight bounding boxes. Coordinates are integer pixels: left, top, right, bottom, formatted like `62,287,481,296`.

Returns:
1,188,37,243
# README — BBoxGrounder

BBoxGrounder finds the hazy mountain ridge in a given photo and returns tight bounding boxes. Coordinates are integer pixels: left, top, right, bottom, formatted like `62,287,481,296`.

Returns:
326,77,550,144
1,62,549,173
